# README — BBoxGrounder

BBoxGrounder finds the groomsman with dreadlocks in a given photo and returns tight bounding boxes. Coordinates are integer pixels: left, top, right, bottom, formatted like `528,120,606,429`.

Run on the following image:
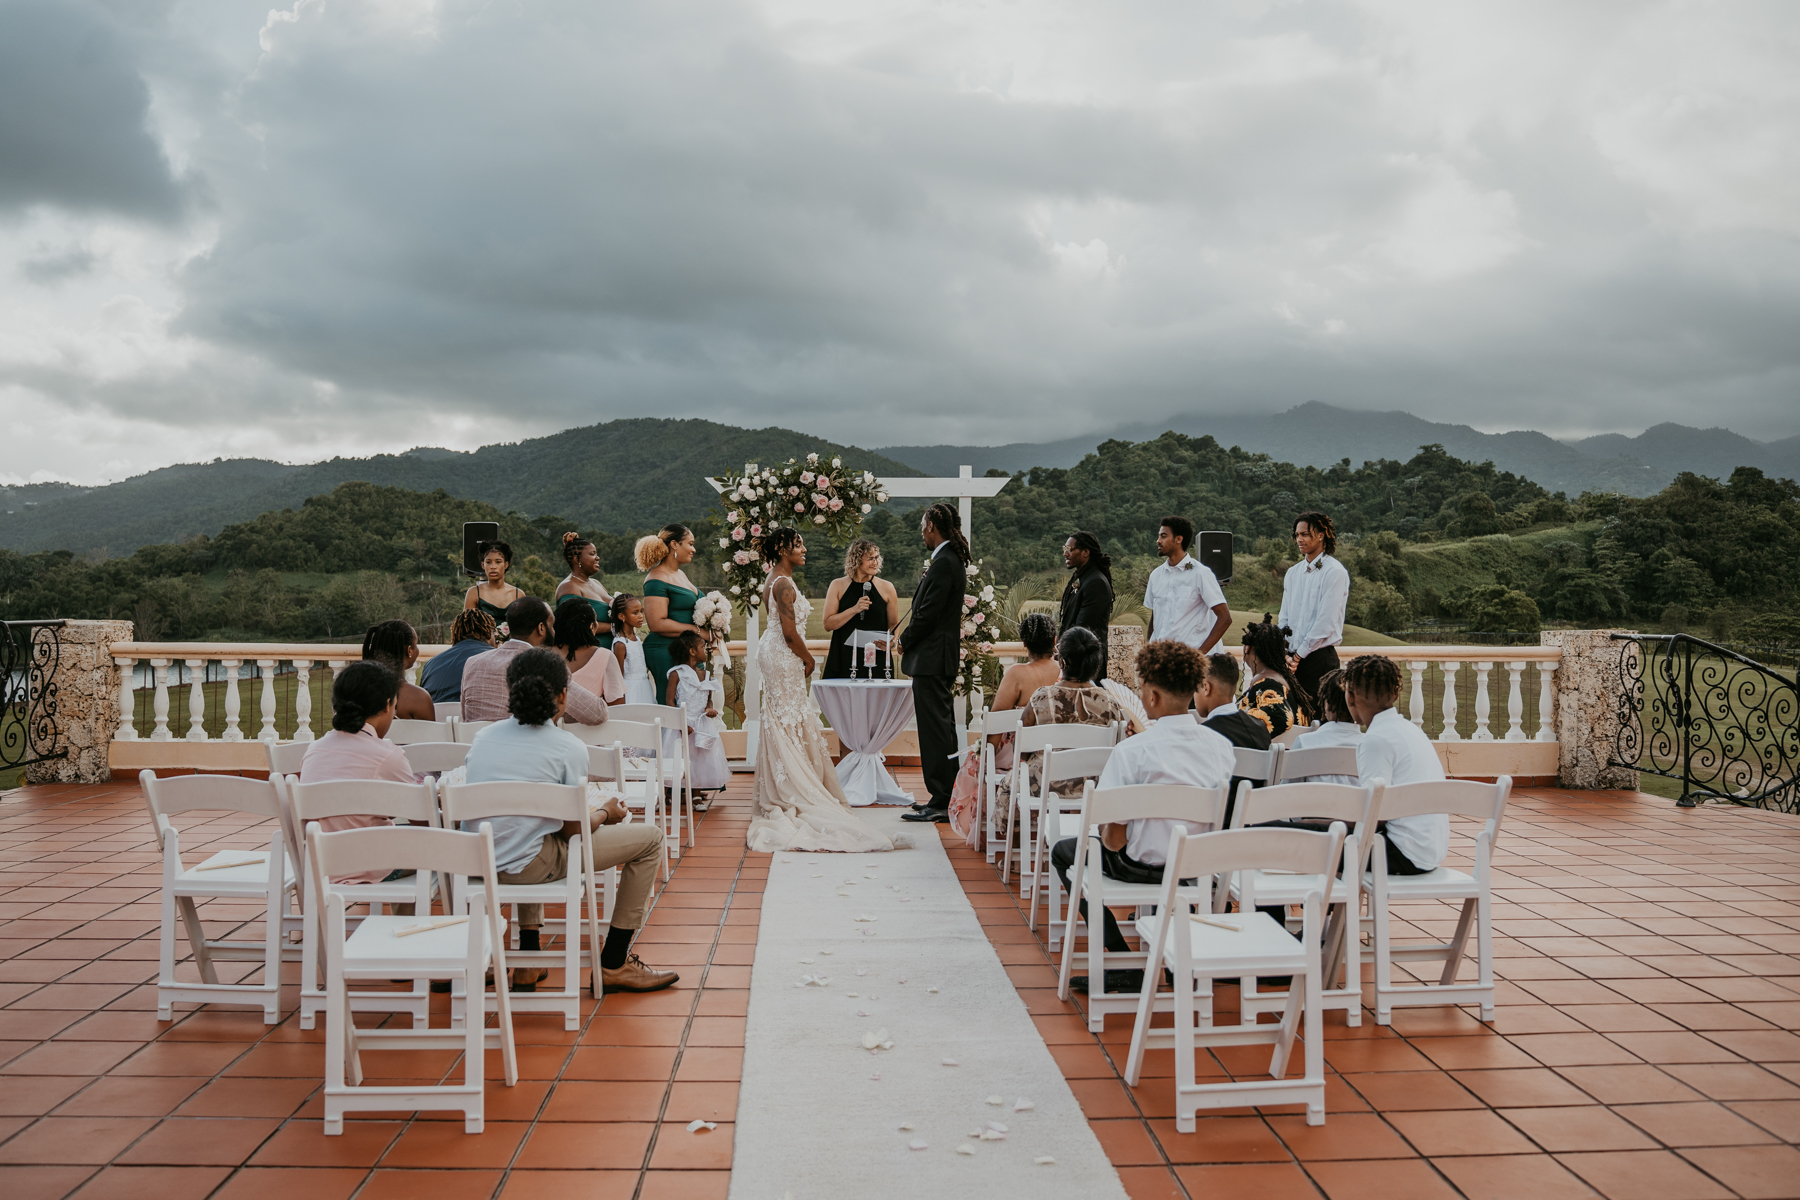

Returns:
1059,530,1115,681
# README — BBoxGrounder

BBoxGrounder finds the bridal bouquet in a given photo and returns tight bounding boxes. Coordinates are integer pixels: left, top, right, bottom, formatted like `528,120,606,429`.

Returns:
955,561,1006,699
692,590,734,672
711,453,889,614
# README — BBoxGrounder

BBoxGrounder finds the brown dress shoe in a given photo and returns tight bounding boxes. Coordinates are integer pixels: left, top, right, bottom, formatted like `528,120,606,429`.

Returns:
600,953,679,994
509,967,548,992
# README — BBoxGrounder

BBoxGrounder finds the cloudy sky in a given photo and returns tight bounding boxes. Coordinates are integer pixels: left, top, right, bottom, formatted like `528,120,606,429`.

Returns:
3,0,1797,485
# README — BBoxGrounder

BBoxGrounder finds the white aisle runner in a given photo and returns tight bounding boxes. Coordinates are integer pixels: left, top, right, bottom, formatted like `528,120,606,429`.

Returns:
729,810,1129,1200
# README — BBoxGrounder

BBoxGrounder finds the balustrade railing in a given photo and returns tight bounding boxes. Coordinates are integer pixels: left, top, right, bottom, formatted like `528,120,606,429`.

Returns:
108,639,1556,746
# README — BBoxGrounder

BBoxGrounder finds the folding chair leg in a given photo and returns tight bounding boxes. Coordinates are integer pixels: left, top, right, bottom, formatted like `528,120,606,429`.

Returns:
1440,898,1477,985
176,897,219,984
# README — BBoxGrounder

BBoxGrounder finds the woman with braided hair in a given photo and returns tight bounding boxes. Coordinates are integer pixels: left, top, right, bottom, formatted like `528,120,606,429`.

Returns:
361,619,435,719
898,502,972,823
747,527,901,853
1240,612,1309,735
1058,529,1115,681
554,532,614,649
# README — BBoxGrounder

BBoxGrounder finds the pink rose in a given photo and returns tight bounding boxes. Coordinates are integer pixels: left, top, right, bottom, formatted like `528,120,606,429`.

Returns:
829,498,844,511
788,486,800,497
800,471,815,484
750,524,762,536
963,595,977,608
732,527,746,541
794,502,805,512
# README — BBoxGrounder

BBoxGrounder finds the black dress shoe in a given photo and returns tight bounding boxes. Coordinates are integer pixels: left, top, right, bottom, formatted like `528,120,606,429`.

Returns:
1071,969,1145,995
908,802,930,812
901,808,949,823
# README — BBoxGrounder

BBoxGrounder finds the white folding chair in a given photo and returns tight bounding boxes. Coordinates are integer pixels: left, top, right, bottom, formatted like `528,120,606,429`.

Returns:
453,720,496,744
1000,723,1117,889
599,704,695,849
1124,823,1346,1130
1273,724,1308,747
387,718,454,745
308,822,517,1134
973,708,1023,863
434,702,462,723
566,719,676,878
1227,780,1383,1027
1274,746,1359,784
402,741,469,775
141,770,298,1024
287,777,441,1030
1057,782,1230,1031
264,741,309,777
440,781,601,1028
1368,776,1512,1024
1026,745,1116,945
1234,745,1281,786
584,744,629,923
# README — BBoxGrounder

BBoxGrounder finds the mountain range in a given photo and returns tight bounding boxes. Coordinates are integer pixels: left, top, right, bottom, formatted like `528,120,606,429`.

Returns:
6,405,1795,558
878,403,1800,499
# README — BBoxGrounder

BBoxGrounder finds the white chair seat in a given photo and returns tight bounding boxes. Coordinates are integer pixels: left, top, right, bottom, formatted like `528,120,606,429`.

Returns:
1235,869,1355,906
175,851,297,895
1363,864,1475,898
1136,911,1307,977
1079,855,1163,906
343,915,489,974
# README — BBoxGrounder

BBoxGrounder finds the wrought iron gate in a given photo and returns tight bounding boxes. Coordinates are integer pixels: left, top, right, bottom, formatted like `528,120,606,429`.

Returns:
1611,632,1799,812
2,620,67,777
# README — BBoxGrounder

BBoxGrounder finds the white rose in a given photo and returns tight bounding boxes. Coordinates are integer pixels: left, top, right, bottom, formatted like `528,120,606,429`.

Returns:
966,564,979,575
980,586,994,600
730,585,741,595
860,504,871,514
814,515,826,524
833,457,841,468
876,492,887,502
719,537,730,548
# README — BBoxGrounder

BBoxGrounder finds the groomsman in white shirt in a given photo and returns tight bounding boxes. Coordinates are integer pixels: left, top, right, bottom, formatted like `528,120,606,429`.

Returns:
1143,515,1231,654
1278,510,1350,715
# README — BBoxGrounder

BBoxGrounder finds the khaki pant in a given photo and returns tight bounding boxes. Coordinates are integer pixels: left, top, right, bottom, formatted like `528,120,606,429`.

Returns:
498,822,662,932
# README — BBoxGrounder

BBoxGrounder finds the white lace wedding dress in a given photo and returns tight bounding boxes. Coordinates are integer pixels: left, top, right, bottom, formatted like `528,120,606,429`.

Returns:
746,584,902,854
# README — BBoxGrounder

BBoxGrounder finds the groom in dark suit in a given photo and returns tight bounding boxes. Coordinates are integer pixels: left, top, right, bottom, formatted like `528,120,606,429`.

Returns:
898,502,969,824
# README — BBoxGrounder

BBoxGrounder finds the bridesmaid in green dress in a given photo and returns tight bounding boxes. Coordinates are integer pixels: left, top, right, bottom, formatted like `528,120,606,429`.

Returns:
554,532,614,649
637,524,712,693
464,541,525,629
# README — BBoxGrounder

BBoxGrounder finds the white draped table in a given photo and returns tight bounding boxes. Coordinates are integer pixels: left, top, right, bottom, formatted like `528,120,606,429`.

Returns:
811,679,915,808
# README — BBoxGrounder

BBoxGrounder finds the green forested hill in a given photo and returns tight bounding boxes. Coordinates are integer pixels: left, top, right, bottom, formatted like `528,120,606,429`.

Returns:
0,419,922,557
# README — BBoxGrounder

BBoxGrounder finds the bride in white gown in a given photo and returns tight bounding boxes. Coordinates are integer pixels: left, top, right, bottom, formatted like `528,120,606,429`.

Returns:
746,529,902,854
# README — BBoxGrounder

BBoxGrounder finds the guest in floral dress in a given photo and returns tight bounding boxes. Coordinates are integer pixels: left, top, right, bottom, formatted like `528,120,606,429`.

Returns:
1239,612,1309,736
1015,627,1133,799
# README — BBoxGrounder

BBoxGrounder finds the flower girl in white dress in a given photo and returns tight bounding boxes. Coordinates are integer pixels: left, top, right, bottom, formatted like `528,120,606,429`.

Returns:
665,633,730,791
610,594,657,706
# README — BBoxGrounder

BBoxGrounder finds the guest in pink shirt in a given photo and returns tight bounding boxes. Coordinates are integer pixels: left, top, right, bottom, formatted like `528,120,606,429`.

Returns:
298,661,415,885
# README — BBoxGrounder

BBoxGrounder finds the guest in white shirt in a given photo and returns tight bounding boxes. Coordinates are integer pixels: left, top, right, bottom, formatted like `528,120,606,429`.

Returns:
1343,655,1448,874
1277,510,1349,717
1049,640,1235,995
1144,515,1230,653
1289,669,1361,785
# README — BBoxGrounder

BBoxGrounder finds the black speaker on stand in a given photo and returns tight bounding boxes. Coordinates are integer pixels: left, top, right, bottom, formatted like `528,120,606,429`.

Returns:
1197,531,1233,584
462,522,500,579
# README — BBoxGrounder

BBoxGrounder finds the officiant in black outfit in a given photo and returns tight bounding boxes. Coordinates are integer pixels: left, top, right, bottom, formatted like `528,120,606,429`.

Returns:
1059,531,1115,681
821,539,900,679
898,503,970,824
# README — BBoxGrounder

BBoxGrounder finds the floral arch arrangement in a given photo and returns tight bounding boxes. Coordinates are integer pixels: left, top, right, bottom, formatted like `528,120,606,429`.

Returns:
711,454,888,613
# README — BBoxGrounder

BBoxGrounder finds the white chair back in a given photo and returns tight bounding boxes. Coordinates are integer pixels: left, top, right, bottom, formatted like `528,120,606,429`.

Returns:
440,780,587,829
402,741,469,775
608,704,685,727
1038,745,1114,793
265,741,309,777
1165,824,1345,896
983,708,1024,736
288,777,440,828
1231,780,1378,833
1378,776,1511,830
387,719,454,745
586,744,628,784
563,718,661,748
142,770,293,860
1233,746,1280,783
1081,781,1231,832
1276,746,1359,783
1014,721,1116,756
433,702,462,723
453,720,497,744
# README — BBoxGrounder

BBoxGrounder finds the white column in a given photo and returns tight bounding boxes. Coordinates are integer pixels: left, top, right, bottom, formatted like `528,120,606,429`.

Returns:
294,661,315,742
1504,661,1527,742
115,657,138,740
1471,661,1494,742
1406,661,1427,728
221,659,244,741
257,660,279,741
1439,661,1462,741
184,658,207,741
1535,661,1558,743
150,660,172,741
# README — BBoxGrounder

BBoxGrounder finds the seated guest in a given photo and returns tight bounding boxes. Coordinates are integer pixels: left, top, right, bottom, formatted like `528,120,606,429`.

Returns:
362,620,436,720
1051,640,1235,995
1197,650,1270,824
948,612,1059,845
299,661,414,885
462,647,676,993
553,595,625,705
460,597,610,725
420,610,496,704
1343,654,1447,875
1289,669,1361,784
1014,627,1133,801
1239,613,1309,736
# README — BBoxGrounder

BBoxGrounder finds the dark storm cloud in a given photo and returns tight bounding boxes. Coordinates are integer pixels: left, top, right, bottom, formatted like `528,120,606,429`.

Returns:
0,0,183,220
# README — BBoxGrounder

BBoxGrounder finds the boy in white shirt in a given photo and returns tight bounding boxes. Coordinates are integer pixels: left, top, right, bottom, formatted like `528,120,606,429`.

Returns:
1289,668,1361,785
1050,640,1236,995
1342,655,1448,874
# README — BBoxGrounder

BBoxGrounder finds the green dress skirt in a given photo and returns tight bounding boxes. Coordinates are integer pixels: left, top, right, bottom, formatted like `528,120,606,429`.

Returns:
642,578,699,704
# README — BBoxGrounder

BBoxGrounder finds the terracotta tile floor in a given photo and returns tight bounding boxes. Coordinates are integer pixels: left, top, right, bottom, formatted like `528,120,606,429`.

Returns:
1,774,1797,1199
